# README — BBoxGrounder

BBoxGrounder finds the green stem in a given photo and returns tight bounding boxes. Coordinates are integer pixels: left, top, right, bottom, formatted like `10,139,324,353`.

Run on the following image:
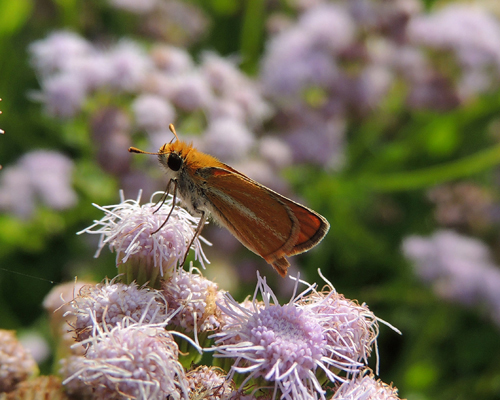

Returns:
359,143,500,191
240,0,265,73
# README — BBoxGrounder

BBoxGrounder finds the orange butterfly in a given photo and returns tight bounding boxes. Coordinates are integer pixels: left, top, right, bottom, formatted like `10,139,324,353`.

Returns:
129,124,329,277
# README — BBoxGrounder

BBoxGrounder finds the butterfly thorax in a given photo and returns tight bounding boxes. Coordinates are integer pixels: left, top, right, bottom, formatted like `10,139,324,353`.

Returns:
157,140,223,216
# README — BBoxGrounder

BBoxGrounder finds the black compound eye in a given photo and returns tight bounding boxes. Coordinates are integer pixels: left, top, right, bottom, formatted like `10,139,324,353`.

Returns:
167,153,182,171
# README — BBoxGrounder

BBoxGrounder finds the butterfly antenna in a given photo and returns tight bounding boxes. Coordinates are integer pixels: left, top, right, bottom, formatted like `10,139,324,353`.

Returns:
169,123,180,143
128,147,161,155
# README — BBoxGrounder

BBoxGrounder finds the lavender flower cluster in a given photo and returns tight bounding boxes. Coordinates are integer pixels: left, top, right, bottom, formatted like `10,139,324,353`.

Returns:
0,150,77,218
78,190,209,287
403,229,500,327
260,0,500,168
23,26,297,273
10,0,500,223
28,30,283,199
52,270,395,400
0,193,401,399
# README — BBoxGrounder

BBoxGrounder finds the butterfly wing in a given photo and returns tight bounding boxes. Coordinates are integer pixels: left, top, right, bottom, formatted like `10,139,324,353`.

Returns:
199,166,329,276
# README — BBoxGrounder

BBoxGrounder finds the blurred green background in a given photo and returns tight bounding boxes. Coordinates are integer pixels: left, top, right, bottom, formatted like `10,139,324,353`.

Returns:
1,0,500,399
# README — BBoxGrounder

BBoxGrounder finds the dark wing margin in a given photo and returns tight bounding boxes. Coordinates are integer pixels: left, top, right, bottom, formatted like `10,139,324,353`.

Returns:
279,197,330,256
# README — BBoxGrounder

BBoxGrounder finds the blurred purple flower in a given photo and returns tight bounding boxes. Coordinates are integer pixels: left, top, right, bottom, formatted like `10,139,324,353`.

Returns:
261,27,339,101
106,40,152,92
91,107,133,176
408,5,500,69
64,51,114,91
201,52,272,126
261,4,354,101
0,330,38,393
403,230,500,325
19,332,50,365
132,93,176,132
37,73,88,118
286,116,346,169
202,117,255,162
151,44,194,75
170,72,213,111
408,4,500,99
29,30,93,76
0,150,77,218
259,136,293,169
108,0,158,14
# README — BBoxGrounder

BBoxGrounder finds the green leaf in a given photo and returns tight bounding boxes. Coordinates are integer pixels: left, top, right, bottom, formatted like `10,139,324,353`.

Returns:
0,0,33,36
359,143,500,191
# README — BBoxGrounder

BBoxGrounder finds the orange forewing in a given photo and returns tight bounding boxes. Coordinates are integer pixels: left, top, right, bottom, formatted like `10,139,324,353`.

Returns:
201,166,327,277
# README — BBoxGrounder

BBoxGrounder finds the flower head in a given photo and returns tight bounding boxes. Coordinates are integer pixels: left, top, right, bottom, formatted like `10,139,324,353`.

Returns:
298,281,379,374
0,150,76,218
62,322,188,400
108,0,158,14
29,30,93,76
186,366,235,400
132,93,176,132
162,267,225,344
331,369,402,400
211,273,344,400
79,190,209,285
67,279,169,342
0,330,38,392
5,376,67,400
202,117,255,162
170,72,213,111
106,40,152,92
403,229,500,326
37,72,88,118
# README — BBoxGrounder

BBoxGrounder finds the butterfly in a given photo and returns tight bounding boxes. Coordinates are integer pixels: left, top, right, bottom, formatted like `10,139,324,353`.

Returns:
130,124,329,277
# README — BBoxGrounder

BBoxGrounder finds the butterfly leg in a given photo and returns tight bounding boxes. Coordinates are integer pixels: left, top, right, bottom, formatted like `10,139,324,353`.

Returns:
152,179,178,235
152,179,173,213
180,210,207,267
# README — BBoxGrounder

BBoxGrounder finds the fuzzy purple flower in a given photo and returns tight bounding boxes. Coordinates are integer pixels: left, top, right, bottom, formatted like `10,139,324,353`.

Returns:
201,52,271,126
79,190,209,285
162,268,225,338
37,72,88,118
170,72,213,111
108,0,158,14
62,323,188,400
331,369,402,400
403,230,500,325
0,330,38,393
150,44,194,75
298,278,381,374
408,4,500,99
132,93,176,132
106,40,152,92
211,273,350,400
408,4,500,69
29,30,93,76
202,118,255,162
0,150,76,218
186,365,235,400
261,3,354,101
66,279,169,342
258,136,293,169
